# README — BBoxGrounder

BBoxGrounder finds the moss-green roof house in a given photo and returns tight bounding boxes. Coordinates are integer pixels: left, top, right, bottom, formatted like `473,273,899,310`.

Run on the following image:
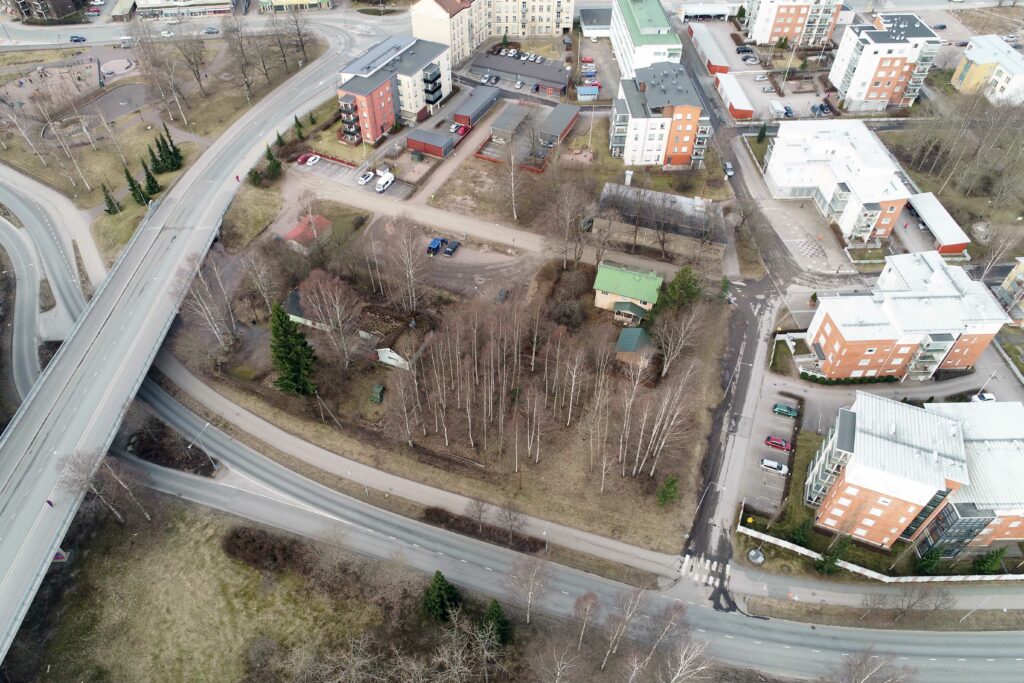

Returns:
593,260,663,326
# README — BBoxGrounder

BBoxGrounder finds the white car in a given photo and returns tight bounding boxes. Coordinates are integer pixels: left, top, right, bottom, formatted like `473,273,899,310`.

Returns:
480,73,491,83
306,155,321,166
89,0,104,5
515,80,524,89
449,123,459,133
160,30,175,37
724,161,734,177
760,458,789,475
507,48,518,57
1005,34,1019,42
590,36,597,43
971,391,996,403
754,75,769,82
357,171,374,185
743,57,759,65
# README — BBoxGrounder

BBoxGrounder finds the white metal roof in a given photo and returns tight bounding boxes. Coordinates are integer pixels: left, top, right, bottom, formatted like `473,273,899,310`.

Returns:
908,192,970,247
924,402,1024,509
688,23,728,68
964,34,1024,76
715,72,752,111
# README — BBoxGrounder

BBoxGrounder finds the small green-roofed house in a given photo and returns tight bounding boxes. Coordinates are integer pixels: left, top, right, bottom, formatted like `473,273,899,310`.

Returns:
593,260,663,325
615,327,653,364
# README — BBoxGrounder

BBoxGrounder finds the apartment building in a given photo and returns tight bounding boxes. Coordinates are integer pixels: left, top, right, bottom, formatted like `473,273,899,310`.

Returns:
805,392,1024,558
994,257,1024,326
828,13,939,112
610,0,682,79
610,62,712,168
134,0,234,17
411,0,573,65
336,37,452,145
805,251,1010,381
2,0,76,20
743,0,842,47
763,120,909,242
952,35,1024,105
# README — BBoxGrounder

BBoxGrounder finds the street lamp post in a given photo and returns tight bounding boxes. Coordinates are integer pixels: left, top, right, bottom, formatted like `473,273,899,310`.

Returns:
696,481,724,512
974,370,998,400
959,594,992,623
186,421,218,471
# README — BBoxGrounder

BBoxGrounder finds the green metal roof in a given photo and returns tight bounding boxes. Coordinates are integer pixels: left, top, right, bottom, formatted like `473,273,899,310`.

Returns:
616,327,653,353
615,0,682,48
612,301,648,319
594,261,663,303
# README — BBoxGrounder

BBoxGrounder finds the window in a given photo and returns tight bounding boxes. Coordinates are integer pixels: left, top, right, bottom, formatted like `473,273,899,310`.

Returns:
685,124,693,131
833,341,840,352
907,506,916,513
980,528,993,535
869,508,883,517
673,112,682,120
824,518,837,527
899,516,907,523
845,486,860,495
858,359,870,366
887,206,896,212
824,322,832,335
890,527,899,533
878,497,892,506
831,508,845,517
865,348,877,355
891,359,903,365
899,346,910,354
854,528,868,537
862,519,876,527
882,536,890,544
1010,521,1021,528
838,497,852,506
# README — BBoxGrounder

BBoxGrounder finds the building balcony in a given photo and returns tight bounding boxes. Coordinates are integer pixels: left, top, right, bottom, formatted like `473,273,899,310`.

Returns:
424,79,442,95
340,132,362,145
339,102,357,115
342,123,361,136
340,109,358,123
425,90,443,105
697,126,711,136
423,66,441,83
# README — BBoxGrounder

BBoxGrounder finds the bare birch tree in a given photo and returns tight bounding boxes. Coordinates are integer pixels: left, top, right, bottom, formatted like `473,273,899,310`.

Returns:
239,249,279,318
600,589,645,670
390,219,426,313
300,268,360,366
652,305,702,378
979,228,1021,281
496,503,526,546
222,15,256,107
659,637,712,682
507,556,548,625
286,6,314,63
573,591,600,651
824,648,917,683
180,256,237,352
171,27,208,95
504,134,521,222
465,497,490,533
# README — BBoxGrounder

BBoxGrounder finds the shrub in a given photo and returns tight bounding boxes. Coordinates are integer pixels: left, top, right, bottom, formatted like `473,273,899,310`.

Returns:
800,372,809,380
788,520,812,546
656,476,679,508
815,537,849,575
549,300,584,328
222,526,308,572
973,547,1007,575
915,548,941,576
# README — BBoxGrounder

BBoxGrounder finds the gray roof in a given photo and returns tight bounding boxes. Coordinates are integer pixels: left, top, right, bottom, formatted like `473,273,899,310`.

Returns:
579,7,611,27
339,36,449,96
836,408,857,453
539,103,579,138
622,62,703,116
407,128,456,148
491,103,527,134
454,86,499,121
850,13,940,45
471,53,570,88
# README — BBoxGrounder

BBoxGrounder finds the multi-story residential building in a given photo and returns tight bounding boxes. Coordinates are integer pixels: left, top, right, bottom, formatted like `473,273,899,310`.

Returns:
259,0,332,12
336,37,452,146
763,120,909,242
610,0,682,79
828,13,939,112
805,251,1010,381
994,257,1024,326
593,260,663,326
805,392,1024,558
610,62,712,168
952,35,1024,105
743,0,842,47
134,0,233,17
410,0,573,66
3,0,77,21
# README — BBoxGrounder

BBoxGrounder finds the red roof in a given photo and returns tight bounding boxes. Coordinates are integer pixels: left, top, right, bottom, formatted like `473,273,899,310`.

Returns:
434,0,474,17
286,215,331,248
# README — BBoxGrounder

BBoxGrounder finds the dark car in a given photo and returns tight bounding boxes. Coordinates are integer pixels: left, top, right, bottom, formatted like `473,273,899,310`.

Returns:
736,46,753,54
495,288,510,304
956,40,969,47
783,105,795,118
531,83,540,93
443,240,461,257
773,403,799,418
70,35,86,43
932,23,947,30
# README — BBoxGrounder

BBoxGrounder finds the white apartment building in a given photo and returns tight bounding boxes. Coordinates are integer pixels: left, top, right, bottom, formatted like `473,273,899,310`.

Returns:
743,0,842,47
952,35,1024,105
411,0,573,65
763,120,910,242
610,0,682,79
829,13,940,112
610,62,712,168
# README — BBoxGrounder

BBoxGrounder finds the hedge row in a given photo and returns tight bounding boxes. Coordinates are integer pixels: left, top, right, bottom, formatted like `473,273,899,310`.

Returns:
800,372,899,385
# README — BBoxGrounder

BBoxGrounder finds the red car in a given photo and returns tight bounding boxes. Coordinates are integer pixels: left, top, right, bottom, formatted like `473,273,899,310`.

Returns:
765,436,792,452
581,56,594,63
296,153,311,165
456,125,469,136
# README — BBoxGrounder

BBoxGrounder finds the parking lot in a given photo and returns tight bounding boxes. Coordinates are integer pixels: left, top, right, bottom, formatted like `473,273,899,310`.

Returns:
575,35,619,95
300,159,416,200
736,385,801,516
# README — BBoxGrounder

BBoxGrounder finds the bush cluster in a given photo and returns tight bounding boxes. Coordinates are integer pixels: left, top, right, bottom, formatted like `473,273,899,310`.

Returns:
222,526,310,573
800,372,898,385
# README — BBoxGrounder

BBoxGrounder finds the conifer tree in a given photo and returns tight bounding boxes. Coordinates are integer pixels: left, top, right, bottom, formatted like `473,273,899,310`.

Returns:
141,159,161,196
123,166,149,206
422,570,461,622
163,122,183,166
148,144,165,174
482,599,512,644
270,303,316,395
276,130,285,147
101,183,121,215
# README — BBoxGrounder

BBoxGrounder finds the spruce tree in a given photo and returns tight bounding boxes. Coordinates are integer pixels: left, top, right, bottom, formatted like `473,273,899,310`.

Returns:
156,134,172,170
265,144,275,162
148,144,164,174
123,166,148,206
266,155,282,181
294,115,305,140
757,123,767,144
141,159,161,196
422,570,461,622
270,303,316,395
308,111,317,125
276,130,285,147
163,122,183,166
101,183,121,215
482,599,512,644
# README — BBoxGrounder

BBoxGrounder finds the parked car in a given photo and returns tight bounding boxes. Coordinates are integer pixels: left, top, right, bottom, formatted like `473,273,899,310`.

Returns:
500,48,509,56
443,240,461,257
507,48,518,57
581,56,594,63
203,26,220,35
932,23,947,30
449,122,460,133
296,153,311,165
370,384,385,404
166,17,181,24
357,171,375,185
86,8,100,15
783,105,795,118
456,125,469,135
480,73,491,83
760,459,790,475
724,161,734,177
528,54,538,62
754,74,769,82
591,36,598,43
736,46,753,54
520,53,530,61
489,75,500,85
955,40,969,47
1005,34,1019,42
971,391,996,402
306,155,321,166
820,100,833,114
375,172,395,193
761,85,775,93
70,35,86,42
89,0,104,4
427,237,449,256
495,288,510,304
531,83,540,93
743,57,759,65
515,80,524,89
160,30,175,37
765,436,793,452
773,402,799,418
584,79,601,88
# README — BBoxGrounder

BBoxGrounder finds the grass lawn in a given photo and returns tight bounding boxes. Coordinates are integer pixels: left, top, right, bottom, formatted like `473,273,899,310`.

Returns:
307,119,374,165
44,507,378,682
999,330,1024,376
91,201,149,264
736,226,767,279
0,47,79,68
315,200,369,248
925,68,957,96
847,247,886,261
954,6,1024,35
746,136,770,167
220,183,284,252
770,341,797,376
517,36,564,60
744,430,917,578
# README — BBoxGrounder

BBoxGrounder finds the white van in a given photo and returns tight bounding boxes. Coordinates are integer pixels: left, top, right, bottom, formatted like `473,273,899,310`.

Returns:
375,172,395,193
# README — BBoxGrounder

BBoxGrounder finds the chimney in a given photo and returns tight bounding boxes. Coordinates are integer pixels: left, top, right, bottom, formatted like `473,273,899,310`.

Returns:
639,81,647,92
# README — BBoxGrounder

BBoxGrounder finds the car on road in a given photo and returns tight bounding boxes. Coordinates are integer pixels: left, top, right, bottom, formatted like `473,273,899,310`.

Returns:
754,74,769,82
955,40,969,47
764,436,792,452
724,161,734,177
306,155,321,166
160,30,175,37
456,124,469,135
449,122,459,133
932,23,947,30
971,391,996,403
357,171,374,185
296,153,311,165
760,458,790,475
783,105,795,118
515,80,524,89
443,240,461,257
70,35,86,42
203,26,220,35
773,402,799,418
581,56,594,63
427,237,449,256
480,73,491,83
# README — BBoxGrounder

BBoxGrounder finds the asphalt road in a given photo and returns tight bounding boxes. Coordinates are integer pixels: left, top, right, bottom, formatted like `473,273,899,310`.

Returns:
0,220,39,397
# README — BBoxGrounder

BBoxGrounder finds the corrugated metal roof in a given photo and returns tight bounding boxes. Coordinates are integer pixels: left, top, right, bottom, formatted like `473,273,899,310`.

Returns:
454,86,500,122
908,192,970,247
539,103,579,139
615,327,653,352
593,260,663,303
613,301,648,319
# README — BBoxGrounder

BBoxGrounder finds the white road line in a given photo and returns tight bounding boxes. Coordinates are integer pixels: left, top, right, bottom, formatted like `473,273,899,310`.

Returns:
388,536,396,541
561,590,570,595
753,641,762,645
782,645,791,649
696,629,706,633
485,566,493,571
724,635,733,640
460,559,468,563
812,650,820,653
412,543,420,548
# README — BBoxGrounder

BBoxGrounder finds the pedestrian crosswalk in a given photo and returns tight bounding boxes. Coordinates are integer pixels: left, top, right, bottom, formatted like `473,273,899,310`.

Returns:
680,553,731,589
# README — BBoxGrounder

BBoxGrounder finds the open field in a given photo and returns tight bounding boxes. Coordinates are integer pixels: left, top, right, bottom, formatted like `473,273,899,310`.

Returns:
954,7,1024,35
43,507,379,682
91,201,149,265
0,48,79,69
221,184,284,252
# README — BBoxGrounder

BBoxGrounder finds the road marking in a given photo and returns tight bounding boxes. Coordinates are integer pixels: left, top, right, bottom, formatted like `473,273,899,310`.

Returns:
782,645,791,649
460,559,468,563
812,650,820,653
724,635,733,639
753,641,762,645
412,543,420,548
485,566,493,571
696,629,706,633
687,601,694,606
561,590,570,595
957,658,966,662
388,536,396,541
437,551,444,556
